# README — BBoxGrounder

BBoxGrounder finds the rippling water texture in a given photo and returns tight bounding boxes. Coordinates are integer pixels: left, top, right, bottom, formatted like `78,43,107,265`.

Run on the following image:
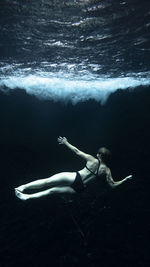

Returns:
0,0,150,103
0,1,150,266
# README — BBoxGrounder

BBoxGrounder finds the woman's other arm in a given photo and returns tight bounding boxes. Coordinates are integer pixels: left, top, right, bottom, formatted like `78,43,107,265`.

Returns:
106,168,132,188
57,136,94,161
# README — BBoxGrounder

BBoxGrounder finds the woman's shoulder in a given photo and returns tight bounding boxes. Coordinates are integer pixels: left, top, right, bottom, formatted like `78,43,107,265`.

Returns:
99,163,108,174
87,157,97,164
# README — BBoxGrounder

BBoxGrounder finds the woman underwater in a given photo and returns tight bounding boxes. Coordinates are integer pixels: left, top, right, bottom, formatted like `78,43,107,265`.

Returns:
15,136,132,200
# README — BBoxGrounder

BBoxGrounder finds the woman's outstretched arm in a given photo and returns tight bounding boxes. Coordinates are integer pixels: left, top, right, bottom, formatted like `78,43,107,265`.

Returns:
58,136,94,161
106,168,133,188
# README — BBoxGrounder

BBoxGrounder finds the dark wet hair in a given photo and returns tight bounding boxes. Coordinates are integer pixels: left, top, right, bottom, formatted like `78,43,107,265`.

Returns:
97,147,111,163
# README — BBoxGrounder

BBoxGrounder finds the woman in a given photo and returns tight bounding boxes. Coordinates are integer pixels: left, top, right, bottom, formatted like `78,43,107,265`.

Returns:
15,137,132,200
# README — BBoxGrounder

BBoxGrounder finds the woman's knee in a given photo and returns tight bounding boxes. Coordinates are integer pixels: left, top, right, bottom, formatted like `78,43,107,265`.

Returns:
50,186,76,195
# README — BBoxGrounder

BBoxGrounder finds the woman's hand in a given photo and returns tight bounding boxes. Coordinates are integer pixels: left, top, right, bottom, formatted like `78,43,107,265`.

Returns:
57,136,68,145
126,175,133,180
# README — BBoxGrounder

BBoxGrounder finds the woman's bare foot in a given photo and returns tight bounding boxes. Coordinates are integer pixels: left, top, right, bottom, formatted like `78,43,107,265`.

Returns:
15,185,25,192
15,189,29,200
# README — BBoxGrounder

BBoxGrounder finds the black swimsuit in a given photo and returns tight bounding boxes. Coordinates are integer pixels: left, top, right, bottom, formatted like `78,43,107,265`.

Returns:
71,172,85,193
71,160,100,193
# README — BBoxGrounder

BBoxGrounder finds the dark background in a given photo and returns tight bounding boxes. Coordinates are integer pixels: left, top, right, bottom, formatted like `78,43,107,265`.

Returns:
0,86,150,267
0,0,150,266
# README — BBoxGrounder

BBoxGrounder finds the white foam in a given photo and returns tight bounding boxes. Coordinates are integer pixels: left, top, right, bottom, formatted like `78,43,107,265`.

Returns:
0,73,150,104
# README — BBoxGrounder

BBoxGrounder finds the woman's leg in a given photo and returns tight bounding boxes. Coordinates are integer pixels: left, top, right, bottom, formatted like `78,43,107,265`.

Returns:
16,172,76,192
15,186,76,201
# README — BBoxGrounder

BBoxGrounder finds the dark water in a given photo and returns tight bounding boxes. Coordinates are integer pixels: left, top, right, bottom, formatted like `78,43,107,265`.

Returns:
0,0,150,266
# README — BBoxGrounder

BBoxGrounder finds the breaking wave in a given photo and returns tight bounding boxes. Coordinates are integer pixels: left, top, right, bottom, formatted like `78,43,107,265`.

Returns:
0,70,150,104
